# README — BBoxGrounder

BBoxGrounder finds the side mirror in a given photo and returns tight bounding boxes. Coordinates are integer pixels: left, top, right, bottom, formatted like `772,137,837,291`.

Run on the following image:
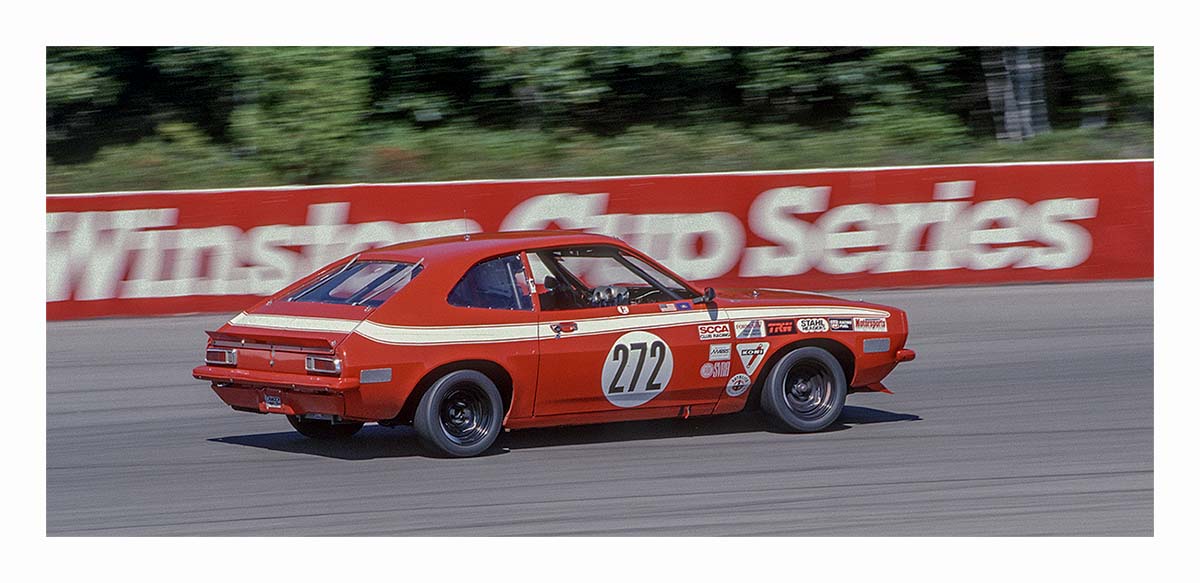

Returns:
694,287,717,304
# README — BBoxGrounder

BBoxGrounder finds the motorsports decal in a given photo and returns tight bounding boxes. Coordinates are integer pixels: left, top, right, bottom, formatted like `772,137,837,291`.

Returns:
47,160,1152,320
601,331,674,408
853,317,888,332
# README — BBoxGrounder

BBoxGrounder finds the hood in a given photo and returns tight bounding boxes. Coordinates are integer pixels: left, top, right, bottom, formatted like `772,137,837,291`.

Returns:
713,286,899,316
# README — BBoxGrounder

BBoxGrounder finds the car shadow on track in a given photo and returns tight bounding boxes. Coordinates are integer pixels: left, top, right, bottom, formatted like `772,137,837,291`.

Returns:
209,405,920,461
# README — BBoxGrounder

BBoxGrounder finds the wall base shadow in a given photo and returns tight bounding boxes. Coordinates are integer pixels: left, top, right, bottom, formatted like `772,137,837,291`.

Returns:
209,405,921,461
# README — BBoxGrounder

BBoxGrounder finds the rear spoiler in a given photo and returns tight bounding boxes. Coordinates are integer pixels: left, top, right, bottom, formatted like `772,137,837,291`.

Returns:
206,330,336,353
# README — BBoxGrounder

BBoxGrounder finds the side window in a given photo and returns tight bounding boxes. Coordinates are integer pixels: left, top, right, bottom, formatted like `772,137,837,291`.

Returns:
448,254,533,311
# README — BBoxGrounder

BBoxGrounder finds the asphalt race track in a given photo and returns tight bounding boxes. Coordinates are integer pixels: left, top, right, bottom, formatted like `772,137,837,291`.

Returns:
46,281,1153,535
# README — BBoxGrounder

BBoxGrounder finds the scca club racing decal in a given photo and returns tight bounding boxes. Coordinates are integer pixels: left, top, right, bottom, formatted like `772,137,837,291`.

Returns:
601,331,675,408
726,374,752,397
797,317,830,333
737,342,770,375
733,319,765,339
765,319,796,336
700,361,731,379
697,322,732,341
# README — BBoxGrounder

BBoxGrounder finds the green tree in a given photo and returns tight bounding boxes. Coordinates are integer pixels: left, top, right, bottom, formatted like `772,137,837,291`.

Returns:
229,47,371,183
1064,47,1153,126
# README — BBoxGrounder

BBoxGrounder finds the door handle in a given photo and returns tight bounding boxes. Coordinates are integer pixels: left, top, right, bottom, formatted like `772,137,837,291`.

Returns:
550,322,578,334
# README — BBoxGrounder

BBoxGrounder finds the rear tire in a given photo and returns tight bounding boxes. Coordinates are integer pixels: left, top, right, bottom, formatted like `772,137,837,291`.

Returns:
413,370,504,457
760,346,847,432
286,415,364,439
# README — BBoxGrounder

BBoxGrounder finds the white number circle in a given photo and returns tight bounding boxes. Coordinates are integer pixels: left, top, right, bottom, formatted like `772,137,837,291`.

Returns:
601,331,674,408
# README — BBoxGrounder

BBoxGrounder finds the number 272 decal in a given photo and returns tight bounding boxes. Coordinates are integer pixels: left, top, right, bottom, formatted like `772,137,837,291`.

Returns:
601,331,675,408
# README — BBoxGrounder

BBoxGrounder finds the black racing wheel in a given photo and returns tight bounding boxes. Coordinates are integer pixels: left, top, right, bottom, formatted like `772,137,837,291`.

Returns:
760,346,847,432
413,369,504,457
286,415,364,439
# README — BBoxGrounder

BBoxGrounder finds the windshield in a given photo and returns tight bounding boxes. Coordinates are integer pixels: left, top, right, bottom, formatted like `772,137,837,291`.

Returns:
289,260,424,307
530,246,694,310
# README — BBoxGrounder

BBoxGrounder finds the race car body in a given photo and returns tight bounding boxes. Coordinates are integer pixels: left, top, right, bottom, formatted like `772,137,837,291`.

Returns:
194,231,915,456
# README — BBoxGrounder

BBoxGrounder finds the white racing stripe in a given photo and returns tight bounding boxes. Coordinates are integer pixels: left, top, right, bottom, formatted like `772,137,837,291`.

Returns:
722,305,890,320
355,320,541,345
227,305,892,345
227,312,361,333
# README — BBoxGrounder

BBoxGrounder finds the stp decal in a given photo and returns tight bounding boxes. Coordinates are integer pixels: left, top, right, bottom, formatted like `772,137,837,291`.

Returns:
700,361,731,379
726,374,752,397
797,317,830,333
733,319,766,339
854,317,888,332
765,319,796,336
601,331,674,408
698,322,732,341
737,342,770,375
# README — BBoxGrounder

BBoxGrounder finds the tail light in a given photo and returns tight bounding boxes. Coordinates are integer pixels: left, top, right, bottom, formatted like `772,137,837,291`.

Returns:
205,347,238,366
306,355,342,376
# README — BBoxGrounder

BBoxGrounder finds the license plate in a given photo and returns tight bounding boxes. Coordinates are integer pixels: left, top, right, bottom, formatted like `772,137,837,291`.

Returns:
264,395,283,409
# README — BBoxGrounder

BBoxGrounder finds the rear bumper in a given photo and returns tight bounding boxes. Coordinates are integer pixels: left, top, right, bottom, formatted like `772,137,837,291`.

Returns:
194,365,360,418
211,383,346,417
192,365,359,391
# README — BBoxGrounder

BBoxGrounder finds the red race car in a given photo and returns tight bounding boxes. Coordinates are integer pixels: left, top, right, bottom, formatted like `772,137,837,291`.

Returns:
194,231,915,457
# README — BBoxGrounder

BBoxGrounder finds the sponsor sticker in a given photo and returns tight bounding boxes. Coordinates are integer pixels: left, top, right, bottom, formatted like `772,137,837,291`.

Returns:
733,319,766,339
617,305,630,315
697,323,732,341
737,342,770,375
700,361,731,379
765,319,796,336
829,318,854,331
601,331,674,408
726,374,752,397
659,303,677,312
674,301,694,311
797,317,830,333
708,343,731,361
854,317,888,332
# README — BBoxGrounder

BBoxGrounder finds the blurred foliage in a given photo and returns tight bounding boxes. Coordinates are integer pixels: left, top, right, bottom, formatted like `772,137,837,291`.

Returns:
230,47,371,182
47,123,276,193
45,46,1153,193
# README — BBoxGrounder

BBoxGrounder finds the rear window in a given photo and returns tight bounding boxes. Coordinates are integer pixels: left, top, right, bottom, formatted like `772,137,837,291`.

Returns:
289,260,424,307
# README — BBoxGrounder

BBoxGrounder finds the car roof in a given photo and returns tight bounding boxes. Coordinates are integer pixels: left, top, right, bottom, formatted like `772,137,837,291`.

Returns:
359,230,629,264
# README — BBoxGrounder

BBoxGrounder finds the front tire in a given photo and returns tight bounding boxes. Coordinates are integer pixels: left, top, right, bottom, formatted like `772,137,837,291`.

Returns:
286,415,364,439
413,370,504,457
760,346,847,432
